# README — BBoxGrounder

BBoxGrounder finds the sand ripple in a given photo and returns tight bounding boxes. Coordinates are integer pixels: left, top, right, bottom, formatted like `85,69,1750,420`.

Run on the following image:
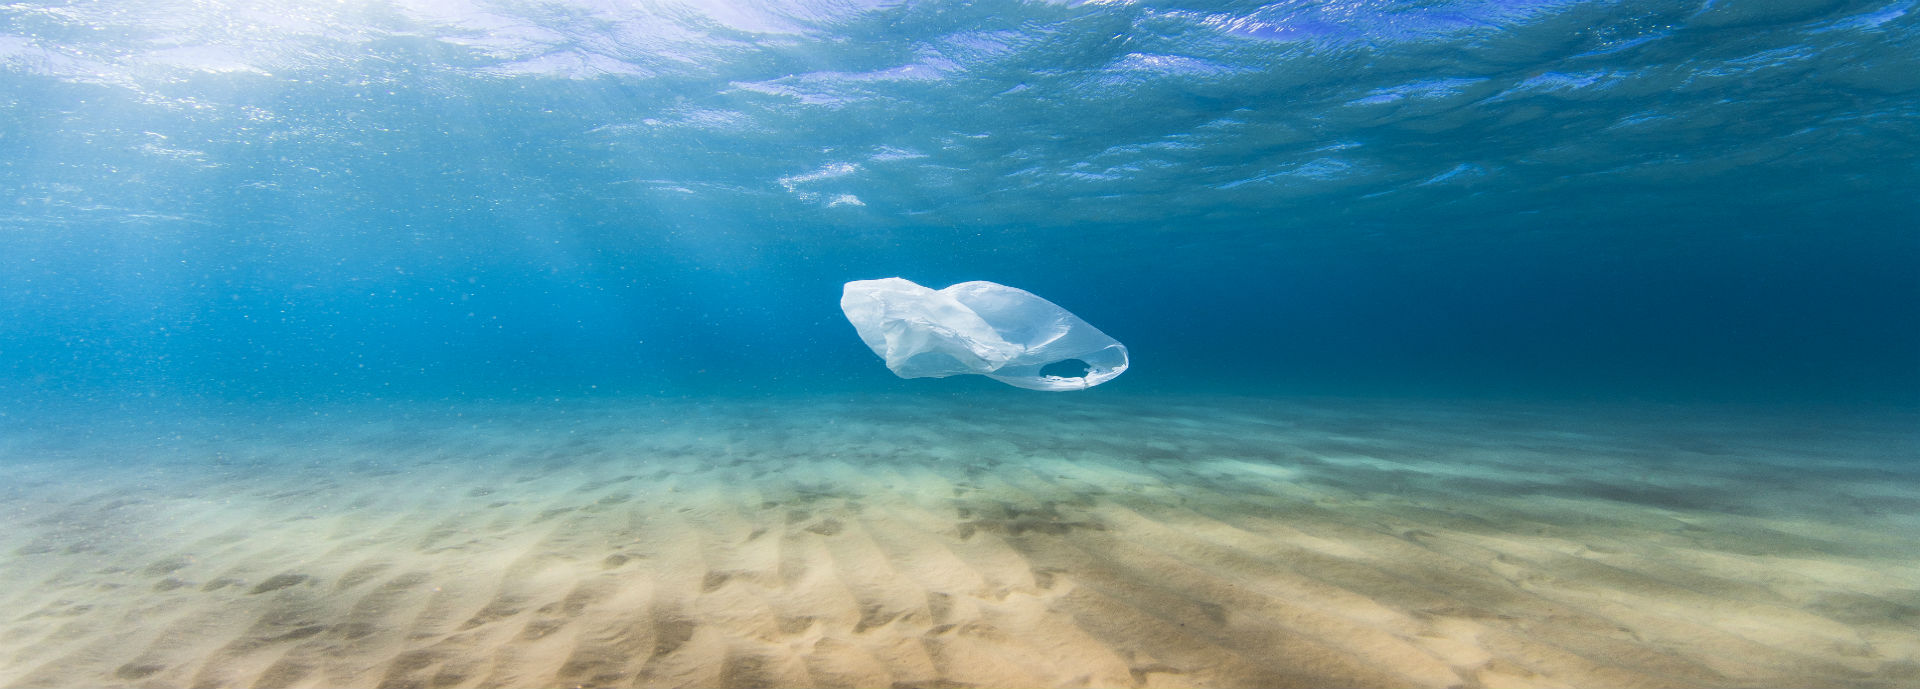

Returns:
1,396,1916,688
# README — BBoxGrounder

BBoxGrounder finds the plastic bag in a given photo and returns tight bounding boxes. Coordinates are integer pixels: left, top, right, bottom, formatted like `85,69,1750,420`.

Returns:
840,277,1129,391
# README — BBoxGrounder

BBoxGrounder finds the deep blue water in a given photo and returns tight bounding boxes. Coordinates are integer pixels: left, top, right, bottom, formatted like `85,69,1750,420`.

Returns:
2,0,1916,405
5,7,1920,686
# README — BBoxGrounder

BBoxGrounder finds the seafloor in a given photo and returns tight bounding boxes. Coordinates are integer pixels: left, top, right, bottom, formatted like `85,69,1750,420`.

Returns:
1,394,1915,688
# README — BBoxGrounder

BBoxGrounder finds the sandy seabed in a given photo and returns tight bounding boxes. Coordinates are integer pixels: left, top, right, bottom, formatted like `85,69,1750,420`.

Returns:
0,394,1916,688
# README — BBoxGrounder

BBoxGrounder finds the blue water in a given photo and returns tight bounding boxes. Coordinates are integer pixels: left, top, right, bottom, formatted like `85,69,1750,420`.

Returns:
2,0,1915,406
3,5,1920,687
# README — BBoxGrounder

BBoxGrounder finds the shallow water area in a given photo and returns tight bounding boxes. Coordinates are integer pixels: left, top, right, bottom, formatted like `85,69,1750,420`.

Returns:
4,0,1918,686
2,395,1915,688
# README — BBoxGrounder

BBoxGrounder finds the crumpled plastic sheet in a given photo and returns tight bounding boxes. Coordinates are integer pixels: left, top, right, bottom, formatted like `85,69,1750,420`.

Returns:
840,277,1129,391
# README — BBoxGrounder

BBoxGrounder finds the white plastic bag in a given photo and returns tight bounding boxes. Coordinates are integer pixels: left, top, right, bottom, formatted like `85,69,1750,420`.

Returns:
840,277,1129,391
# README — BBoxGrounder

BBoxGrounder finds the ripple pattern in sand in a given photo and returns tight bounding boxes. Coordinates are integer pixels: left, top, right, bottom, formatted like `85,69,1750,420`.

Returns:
1,397,1916,688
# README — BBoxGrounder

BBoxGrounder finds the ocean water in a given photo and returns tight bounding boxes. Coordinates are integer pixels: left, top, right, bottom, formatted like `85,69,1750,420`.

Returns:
2,1,1918,687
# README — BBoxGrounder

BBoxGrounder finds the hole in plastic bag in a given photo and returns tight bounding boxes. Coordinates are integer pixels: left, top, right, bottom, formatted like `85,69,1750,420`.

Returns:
1038,359,1092,379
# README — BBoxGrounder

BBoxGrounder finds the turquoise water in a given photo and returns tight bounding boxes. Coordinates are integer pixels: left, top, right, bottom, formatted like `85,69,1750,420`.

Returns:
2,0,1915,404
2,2,1919,688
